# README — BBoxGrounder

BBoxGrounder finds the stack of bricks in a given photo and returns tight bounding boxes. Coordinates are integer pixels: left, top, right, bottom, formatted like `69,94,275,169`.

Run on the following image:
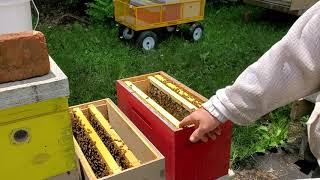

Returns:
0,31,79,179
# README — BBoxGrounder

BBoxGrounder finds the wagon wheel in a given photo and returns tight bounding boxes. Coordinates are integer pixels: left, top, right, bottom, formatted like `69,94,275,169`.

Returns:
189,23,204,42
118,26,135,40
166,26,177,33
136,31,158,51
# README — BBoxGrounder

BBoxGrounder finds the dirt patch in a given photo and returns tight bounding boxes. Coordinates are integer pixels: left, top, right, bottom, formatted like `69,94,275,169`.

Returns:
233,120,313,179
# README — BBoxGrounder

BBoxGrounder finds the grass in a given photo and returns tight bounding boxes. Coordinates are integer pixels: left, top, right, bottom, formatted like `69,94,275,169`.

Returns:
40,3,296,164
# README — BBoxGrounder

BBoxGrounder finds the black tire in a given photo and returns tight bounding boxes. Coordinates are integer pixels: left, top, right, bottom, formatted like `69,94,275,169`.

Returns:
189,23,204,42
136,31,158,51
118,26,135,40
166,26,177,33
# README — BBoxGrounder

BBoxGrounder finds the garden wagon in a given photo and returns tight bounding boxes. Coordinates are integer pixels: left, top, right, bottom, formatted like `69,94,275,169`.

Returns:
114,0,206,50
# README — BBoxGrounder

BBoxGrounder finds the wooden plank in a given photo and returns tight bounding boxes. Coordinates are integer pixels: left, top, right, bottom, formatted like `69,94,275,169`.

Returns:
290,99,314,120
88,105,141,167
132,79,151,93
73,108,122,174
158,71,207,102
0,97,68,125
153,74,203,108
48,165,81,180
73,137,97,180
105,159,165,180
291,0,318,10
148,76,197,112
119,71,207,103
0,57,69,110
106,98,161,163
124,81,180,128
243,0,316,14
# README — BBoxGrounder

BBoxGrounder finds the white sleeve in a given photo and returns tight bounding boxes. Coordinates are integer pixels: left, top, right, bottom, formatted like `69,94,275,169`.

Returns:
203,2,320,125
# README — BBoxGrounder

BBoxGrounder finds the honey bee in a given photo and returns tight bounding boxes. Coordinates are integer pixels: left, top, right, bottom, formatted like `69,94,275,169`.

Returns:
89,116,131,169
72,116,109,178
148,85,190,121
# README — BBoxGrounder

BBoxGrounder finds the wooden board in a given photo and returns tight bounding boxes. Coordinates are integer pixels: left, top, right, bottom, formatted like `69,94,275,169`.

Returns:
119,71,207,102
243,0,315,15
290,0,318,10
70,99,164,180
48,165,81,180
0,57,69,110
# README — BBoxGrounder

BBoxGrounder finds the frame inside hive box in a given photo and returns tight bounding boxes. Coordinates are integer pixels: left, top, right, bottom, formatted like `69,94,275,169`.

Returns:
120,72,204,129
116,71,233,180
70,99,165,180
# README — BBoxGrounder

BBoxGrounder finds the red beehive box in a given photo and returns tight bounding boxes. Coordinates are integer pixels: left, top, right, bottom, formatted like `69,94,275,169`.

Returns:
116,72,232,180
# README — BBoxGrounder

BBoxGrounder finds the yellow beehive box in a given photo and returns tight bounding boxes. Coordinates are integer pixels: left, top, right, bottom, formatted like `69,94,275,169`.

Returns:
0,58,78,180
70,98,165,180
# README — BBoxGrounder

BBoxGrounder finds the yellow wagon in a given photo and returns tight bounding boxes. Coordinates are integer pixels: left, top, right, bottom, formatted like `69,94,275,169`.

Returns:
114,0,206,50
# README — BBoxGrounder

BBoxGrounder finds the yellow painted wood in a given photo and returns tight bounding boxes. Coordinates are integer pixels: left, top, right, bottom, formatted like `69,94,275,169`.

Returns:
114,0,205,31
182,1,201,19
148,76,197,112
0,97,69,125
88,105,141,167
154,74,202,107
73,108,122,174
125,81,180,128
0,98,76,180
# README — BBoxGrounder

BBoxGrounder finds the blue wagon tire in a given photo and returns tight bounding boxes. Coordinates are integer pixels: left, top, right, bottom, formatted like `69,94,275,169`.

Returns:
136,31,158,51
189,23,204,42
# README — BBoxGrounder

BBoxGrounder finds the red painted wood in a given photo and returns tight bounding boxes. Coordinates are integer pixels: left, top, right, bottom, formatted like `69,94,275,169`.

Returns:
116,81,232,180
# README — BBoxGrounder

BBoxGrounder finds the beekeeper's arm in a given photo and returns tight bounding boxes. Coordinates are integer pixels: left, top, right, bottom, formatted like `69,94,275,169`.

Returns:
180,2,320,142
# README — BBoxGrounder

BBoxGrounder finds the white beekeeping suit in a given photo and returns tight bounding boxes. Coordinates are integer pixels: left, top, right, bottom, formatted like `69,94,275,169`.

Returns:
203,1,320,165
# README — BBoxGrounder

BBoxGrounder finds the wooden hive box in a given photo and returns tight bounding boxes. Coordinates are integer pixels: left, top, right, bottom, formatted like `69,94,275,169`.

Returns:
243,0,318,15
0,57,78,180
70,98,165,180
116,72,233,180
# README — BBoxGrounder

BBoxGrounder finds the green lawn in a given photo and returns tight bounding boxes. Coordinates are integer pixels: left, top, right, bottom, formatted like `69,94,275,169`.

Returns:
40,3,295,164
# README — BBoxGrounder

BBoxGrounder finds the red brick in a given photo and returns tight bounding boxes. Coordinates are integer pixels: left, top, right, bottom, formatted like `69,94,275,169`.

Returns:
0,31,50,83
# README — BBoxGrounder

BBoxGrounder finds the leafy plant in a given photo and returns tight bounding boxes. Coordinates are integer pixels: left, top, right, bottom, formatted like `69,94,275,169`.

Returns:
255,108,289,153
87,0,114,22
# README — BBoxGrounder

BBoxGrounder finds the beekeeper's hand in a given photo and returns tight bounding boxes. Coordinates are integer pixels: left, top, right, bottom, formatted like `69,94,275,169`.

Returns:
179,107,222,143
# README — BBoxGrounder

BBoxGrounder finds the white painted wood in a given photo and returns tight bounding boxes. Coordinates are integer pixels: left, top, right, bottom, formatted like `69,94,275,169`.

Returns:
0,56,69,110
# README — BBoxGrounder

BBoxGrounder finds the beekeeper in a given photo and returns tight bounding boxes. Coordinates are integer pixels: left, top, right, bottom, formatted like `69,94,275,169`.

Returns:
180,1,320,177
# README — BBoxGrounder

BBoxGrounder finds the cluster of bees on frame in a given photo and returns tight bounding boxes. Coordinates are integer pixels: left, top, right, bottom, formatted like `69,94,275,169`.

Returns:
148,84,190,121
88,115,131,169
72,116,109,178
